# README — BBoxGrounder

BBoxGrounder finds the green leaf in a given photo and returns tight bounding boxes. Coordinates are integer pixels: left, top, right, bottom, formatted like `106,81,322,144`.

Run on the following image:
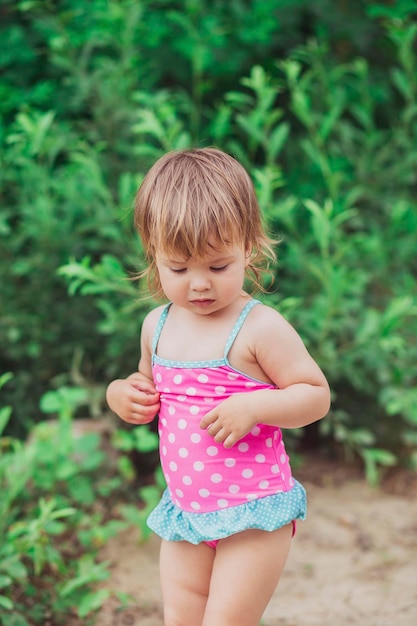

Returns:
362,448,397,487
68,475,95,505
0,594,14,610
2,612,30,626
391,68,411,100
112,429,134,452
0,373,13,390
40,387,88,415
268,122,290,160
0,556,27,582
78,589,111,618
133,426,159,453
0,575,12,589
0,406,12,437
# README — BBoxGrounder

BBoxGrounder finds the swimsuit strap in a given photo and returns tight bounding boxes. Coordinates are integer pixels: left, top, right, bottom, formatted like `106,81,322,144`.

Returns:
224,299,261,359
151,299,261,361
151,303,171,356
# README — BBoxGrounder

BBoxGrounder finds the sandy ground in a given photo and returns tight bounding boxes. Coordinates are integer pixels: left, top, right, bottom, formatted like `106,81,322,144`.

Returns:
96,459,417,626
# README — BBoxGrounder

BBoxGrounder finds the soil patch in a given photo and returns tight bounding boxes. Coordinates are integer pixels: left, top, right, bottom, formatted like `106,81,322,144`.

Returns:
96,457,417,626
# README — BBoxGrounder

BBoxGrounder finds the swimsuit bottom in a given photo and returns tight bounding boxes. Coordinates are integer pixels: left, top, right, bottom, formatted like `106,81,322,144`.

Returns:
203,520,297,550
147,479,306,545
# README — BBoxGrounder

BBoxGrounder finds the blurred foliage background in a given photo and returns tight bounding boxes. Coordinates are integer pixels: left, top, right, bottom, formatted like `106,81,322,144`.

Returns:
1,1,417,621
1,0,417,468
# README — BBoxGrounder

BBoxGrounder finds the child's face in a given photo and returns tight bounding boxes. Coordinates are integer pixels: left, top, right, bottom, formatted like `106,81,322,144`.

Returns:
155,242,251,316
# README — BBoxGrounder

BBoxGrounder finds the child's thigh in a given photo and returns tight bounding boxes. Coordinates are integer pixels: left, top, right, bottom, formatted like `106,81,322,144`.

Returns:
160,539,215,626
203,524,293,626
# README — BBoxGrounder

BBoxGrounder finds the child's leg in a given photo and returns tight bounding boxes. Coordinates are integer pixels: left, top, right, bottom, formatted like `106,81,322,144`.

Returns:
202,524,293,626
159,539,215,626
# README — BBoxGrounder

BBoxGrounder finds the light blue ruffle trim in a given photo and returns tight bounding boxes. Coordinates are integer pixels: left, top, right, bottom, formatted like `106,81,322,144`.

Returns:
147,480,307,544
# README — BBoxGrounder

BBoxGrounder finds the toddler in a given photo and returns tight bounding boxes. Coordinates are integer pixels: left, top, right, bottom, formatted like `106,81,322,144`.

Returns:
107,147,330,626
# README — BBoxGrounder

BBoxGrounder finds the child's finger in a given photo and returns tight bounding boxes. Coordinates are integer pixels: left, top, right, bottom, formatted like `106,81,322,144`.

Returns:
199,409,217,430
138,391,160,405
134,381,158,395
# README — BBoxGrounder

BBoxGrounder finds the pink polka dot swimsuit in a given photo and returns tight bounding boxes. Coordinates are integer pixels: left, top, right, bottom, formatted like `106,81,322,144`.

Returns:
147,299,306,544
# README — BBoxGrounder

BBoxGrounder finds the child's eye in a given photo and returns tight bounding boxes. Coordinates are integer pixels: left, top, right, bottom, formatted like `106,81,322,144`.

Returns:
170,268,187,274
210,265,228,272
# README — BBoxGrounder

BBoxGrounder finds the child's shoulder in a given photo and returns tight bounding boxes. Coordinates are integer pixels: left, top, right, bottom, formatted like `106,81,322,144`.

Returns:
141,304,167,337
144,303,167,322
250,300,291,328
247,300,301,344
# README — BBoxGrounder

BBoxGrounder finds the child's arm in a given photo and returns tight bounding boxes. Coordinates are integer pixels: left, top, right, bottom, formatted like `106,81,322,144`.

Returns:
106,310,161,424
200,304,331,448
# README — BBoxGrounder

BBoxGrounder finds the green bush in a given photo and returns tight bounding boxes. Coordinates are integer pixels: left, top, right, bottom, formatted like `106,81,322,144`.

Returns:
0,373,161,624
0,106,144,435
0,1,416,480
59,21,417,479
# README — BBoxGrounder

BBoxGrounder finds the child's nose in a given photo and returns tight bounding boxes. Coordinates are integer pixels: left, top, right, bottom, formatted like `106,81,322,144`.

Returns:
190,272,211,291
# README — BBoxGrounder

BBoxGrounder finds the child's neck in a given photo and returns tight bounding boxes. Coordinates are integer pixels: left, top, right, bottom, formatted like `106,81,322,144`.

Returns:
157,295,251,362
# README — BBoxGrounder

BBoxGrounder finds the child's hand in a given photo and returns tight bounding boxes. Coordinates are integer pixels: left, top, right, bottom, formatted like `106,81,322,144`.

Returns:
106,372,160,424
199,394,258,448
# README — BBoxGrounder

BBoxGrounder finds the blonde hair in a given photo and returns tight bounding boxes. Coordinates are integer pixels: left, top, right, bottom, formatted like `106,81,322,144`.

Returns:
134,147,277,297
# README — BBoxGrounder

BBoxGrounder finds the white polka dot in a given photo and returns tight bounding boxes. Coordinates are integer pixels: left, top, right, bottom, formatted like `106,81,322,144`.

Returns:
177,395,186,402
168,433,175,443
191,502,201,510
247,493,258,501
207,446,218,456
178,419,187,430
198,374,209,383
194,461,205,472
210,473,223,483
155,373,162,383
224,458,236,467
175,489,184,498
168,405,175,415
204,397,214,403
245,381,256,388
183,476,192,485
271,464,280,474
161,418,167,427
191,433,201,443
238,442,249,452
215,385,226,395
289,477,295,486
163,387,171,393
186,387,197,395
227,372,239,380
229,484,240,494
199,488,210,497
266,438,273,448
259,480,269,489
255,454,266,463
165,474,171,483
161,446,167,456
251,426,261,436
190,405,200,415
169,461,178,472
242,469,253,478
179,447,189,458
218,499,229,508
280,453,287,464
173,375,182,384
